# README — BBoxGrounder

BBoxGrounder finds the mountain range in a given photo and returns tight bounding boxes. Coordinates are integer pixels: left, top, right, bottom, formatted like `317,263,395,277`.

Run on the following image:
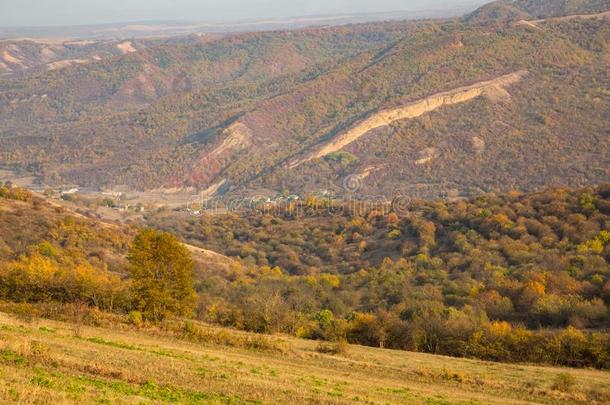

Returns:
0,0,608,199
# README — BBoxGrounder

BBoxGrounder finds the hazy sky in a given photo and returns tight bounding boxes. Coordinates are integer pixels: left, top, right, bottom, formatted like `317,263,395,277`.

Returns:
0,0,487,27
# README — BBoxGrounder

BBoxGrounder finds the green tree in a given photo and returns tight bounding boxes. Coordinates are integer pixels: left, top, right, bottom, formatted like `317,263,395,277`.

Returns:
128,229,196,320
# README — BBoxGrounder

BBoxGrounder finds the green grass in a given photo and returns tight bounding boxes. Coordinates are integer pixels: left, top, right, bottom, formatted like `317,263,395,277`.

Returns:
0,349,27,365
0,311,609,404
85,337,138,351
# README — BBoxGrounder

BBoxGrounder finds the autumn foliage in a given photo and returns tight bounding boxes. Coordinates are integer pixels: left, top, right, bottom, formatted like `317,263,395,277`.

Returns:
128,229,197,320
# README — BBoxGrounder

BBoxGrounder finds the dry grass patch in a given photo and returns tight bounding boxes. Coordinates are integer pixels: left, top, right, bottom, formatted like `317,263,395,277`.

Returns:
0,311,609,404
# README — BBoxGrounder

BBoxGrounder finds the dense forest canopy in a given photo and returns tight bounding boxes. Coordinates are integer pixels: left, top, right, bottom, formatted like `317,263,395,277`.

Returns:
1,183,609,368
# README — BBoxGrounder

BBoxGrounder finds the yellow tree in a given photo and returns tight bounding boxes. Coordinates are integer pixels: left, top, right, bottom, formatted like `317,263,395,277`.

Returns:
128,229,196,320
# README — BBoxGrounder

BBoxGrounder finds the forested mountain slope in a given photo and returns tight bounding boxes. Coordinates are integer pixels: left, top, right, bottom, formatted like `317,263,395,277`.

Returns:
0,21,415,189
151,184,610,366
0,39,148,76
0,186,233,305
0,1,608,198
466,0,610,23
2,181,610,368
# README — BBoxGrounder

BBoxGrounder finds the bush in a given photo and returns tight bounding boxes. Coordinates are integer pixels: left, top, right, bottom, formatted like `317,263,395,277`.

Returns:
316,340,349,356
551,373,576,392
173,320,285,353
128,311,143,327
387,229,402,240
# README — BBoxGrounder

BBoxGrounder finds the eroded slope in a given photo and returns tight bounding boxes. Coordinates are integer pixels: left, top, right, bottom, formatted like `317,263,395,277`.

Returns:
289,70,528,168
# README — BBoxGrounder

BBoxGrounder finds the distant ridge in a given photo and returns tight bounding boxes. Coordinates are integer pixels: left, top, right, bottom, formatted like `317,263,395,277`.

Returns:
466,0,610,23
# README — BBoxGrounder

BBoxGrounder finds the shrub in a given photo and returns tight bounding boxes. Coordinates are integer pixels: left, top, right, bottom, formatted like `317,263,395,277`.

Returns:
174,320,285,353
128,311,143,327
387,229,402,240
316,340,349,356
551,373,576,392
28,341,53,365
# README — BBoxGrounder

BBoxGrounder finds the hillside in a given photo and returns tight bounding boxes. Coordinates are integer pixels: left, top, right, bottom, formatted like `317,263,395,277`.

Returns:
0,20,416,191
0,1,607,198
1,311,609,404
466,0,610,23
288,70,528,168
0,38,149,76
509,0,610,17
1,2,609,403
2,180,609,370
144,184,610,365
0,187,235,303
0,185,609,402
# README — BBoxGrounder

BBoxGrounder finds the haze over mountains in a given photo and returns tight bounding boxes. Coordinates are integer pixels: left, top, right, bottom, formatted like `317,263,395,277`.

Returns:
0,0,608,199
0,9,471,40
0,0,485,30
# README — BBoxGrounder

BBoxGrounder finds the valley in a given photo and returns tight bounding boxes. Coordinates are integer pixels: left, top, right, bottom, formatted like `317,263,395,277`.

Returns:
0,1,609,403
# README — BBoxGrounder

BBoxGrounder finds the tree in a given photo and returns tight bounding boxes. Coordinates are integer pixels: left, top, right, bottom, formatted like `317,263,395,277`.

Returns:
128,229,196,320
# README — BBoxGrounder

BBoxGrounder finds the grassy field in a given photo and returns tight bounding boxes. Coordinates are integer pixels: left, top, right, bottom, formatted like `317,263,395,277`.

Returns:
0,311,609,405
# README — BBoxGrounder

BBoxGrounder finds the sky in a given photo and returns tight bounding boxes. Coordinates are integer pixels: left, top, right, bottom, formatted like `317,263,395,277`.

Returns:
0,0,487,27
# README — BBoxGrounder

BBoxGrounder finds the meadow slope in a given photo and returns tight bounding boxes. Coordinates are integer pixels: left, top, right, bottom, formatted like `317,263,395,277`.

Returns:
1,311,609,404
